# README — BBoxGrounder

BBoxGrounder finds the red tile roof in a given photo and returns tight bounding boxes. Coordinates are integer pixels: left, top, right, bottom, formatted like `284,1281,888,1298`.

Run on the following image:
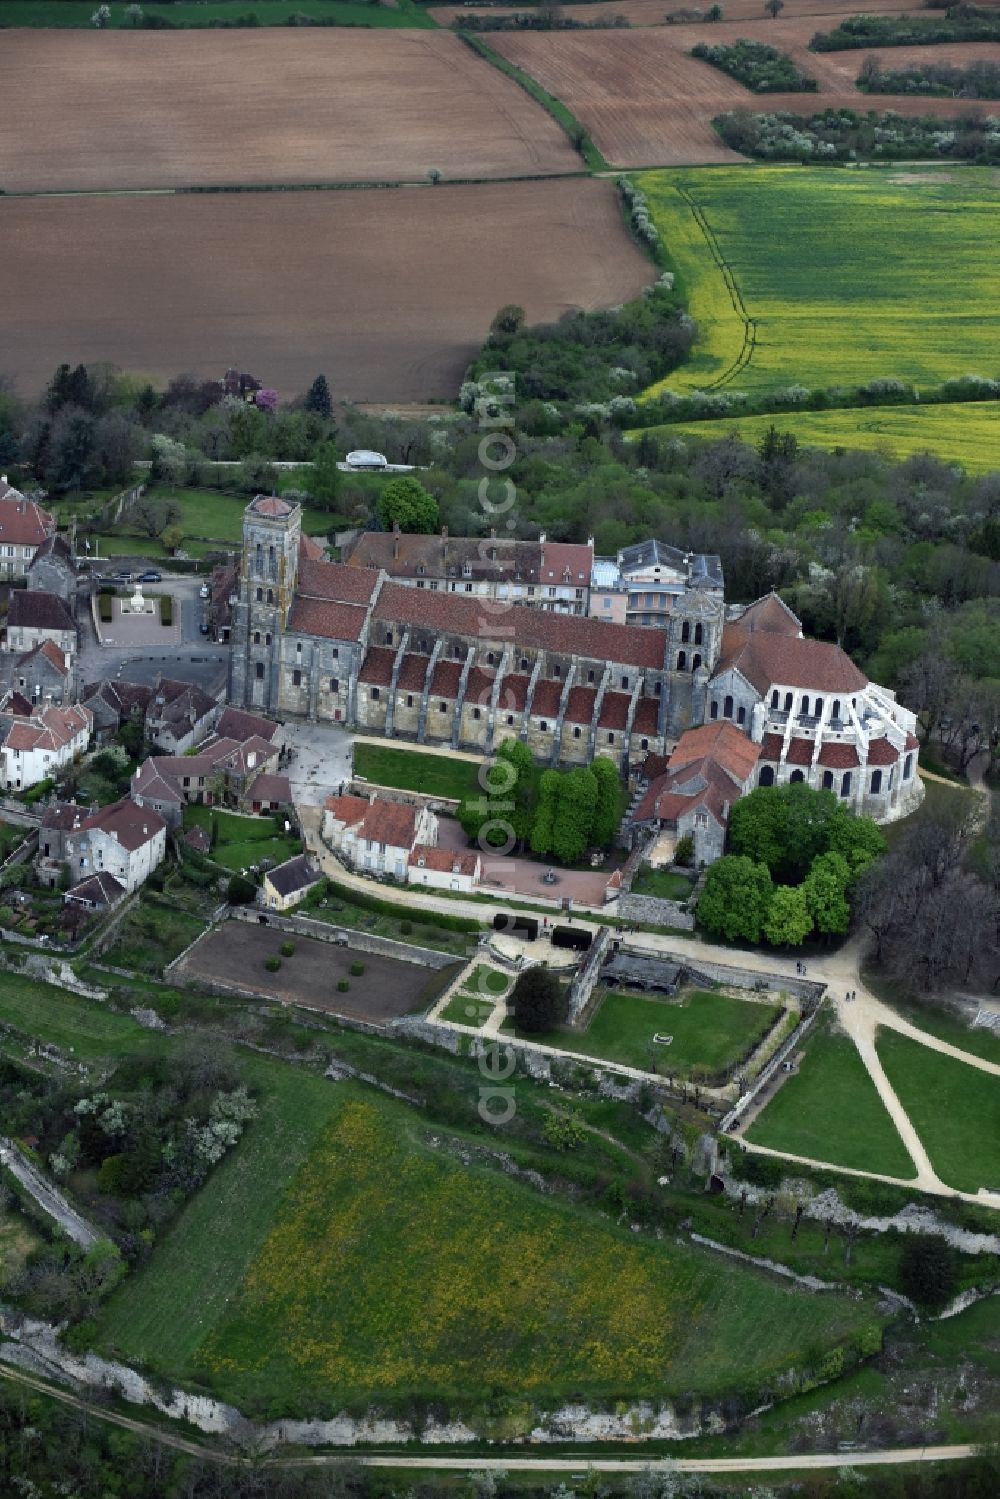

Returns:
374,582,667,669
396,653,428,692
670,721,760,786
324,793,370,825
530,679,562,718
905,732,920,751
598,690,630,730
564,685,596,725
497,674,529,713
249,772,291,805
358,648,395,687
786,738,814,766
715,624,867,695
430,660,462,699
632,697,659,733
0,495,55,547
759,733,783,761
360,799,417,849
734,591,801,636
249,495,293,518
299,533,326,563
216,706,279,744
866,737,902,766
297,558,379,606
409,844,479,875
464,667,495,706
286,597,368,642
540,540,593,584
818,741,860,769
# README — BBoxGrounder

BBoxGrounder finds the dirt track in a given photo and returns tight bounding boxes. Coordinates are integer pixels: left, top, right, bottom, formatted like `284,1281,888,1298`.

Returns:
0,179,652,401
0,29,578,191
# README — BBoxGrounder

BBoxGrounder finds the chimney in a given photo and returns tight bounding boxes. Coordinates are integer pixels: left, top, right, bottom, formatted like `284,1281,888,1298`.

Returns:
393,531,400,562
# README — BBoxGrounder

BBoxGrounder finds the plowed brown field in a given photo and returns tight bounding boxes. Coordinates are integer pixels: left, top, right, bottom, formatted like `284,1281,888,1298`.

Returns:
490,27,1000,166
431,0,916,27
0,180,651,401
0,29,579,191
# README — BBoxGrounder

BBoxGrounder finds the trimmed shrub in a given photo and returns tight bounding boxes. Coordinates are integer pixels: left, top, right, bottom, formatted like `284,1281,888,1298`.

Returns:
323,877,481,934
159,594,173,627
99,591,114,623
551,925,592,951
350,961,365,976
265,955,282,972
280,941,295,958
337,978,350,992
493,911,539,941
511,966,568,1033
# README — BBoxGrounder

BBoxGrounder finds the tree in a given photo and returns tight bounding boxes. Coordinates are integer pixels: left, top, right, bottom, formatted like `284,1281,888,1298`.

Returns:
510,966,567,1034
765,0,783,14
458,739,536,850
551,766,598,865
309,440,342,510
91,3,111,24
161,523,184,552
529,769,560,857
898,1234,958,1310
696,856,773,943
427,166,442,185
828,806,885,871
491,304,526,337
376,476,438,534
802,850,852,937
304,374,333,420
588,756,621,849
728,783,840,885
763,883,813,947
124,3,144,24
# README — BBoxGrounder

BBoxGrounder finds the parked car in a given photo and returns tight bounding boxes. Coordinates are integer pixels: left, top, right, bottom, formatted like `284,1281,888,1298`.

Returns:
199,622,210,635
137,569,161,583
199,583,211,599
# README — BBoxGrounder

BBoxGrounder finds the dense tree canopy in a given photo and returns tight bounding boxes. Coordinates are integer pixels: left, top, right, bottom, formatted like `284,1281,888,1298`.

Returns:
510,965,568,1033
376,476,439,534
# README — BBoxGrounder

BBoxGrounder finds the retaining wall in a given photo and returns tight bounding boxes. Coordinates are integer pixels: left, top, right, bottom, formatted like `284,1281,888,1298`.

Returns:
619,892,695,930
225,907,455,969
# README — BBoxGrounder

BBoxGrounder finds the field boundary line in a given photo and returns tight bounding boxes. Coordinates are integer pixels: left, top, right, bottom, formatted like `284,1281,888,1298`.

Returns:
672,182,757,390
1,171,592,202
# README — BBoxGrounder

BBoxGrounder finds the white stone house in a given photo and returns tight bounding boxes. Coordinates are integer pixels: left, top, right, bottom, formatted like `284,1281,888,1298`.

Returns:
259,854,323,912
323,792,436,882
65,797,166,893
407,844,481,893
4,590,76,658
0,703,91,792
0,484,56,581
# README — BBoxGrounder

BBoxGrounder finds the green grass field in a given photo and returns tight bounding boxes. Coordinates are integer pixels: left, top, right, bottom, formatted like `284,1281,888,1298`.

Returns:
440,964,509,1025
654,402,1000,476
102,898,207,974
637,166,1000,403
745,1021,916,1179
876,1030,1000,1195
183,805,301,872
353,741,483,803
630,865,694,901
0,975,167,1060
102,1088,872,1414
0,0,433,27
515,986,784,1077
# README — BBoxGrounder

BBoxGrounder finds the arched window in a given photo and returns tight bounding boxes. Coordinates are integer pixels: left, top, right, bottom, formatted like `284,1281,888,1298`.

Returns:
253,631,260,645
268,545,276,579
759,765,775,787
832,699,841,721
871,769,882,794
723,694,733,719
801,695,810,717
255,542,262,573
266,589,274,605
841,772,852,798
771,690,779,709
904,754,913,779
710,700,719,720
790,769,805,783
692,654,702,671
822,770,834,790
694,623,703,646
814,698,823,718
737,705,746,725
784,692,793,712
681,621,690,643
677,651,686,671
487,652,495,665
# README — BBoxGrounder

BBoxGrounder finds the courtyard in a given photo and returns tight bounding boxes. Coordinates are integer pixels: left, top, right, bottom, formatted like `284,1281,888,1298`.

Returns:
175,921,453,1023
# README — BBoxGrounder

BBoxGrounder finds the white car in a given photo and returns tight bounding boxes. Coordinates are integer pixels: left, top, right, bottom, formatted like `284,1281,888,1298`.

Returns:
199,583,210,599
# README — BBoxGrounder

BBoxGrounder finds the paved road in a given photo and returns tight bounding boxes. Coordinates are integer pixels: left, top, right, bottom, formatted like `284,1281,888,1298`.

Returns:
76,572,228,696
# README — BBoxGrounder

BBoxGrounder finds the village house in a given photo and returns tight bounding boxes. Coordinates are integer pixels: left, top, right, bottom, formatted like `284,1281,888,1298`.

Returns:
407,843,481,893
322,791,436,881
4,589,76,659
0,701,91,793
64,869,126,914
81,679,155,745
0,482,56,581
259,853,323,912
27,533,76,603
145,678,218,754
64,797,166,894
11,640,73,705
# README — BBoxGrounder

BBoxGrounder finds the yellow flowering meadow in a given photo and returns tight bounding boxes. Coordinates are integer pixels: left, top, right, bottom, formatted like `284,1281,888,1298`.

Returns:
196,1096,871,1414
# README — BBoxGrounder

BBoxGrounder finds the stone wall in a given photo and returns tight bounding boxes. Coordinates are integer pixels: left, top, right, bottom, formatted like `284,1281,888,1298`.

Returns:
619,893,695,931
223,908,457,969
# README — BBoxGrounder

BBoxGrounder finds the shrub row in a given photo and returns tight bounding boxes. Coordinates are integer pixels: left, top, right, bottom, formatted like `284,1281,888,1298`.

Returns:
159,595,173,627
693,40,818,93
552,925,593,951
322,877,483,934
493,912,539,941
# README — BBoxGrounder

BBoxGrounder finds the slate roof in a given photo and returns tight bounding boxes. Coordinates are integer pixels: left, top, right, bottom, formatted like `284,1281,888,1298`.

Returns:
41,799,85,831
29,533,74,572
248,772,291,805
65,871,125,907
77,797,165,852
216,705,279,744
266,853,320,896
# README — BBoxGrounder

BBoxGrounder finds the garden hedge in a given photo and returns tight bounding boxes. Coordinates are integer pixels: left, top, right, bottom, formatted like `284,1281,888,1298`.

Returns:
552,925,592,951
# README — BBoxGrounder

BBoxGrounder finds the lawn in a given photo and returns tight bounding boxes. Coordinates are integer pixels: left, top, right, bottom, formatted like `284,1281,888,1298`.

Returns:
94,488,333,556
745,1021,915,1180
638,166,1000,403
353,741,483,803
876,1029,1000,1196
630,865,694,901
0,0,433,27
439,965,509,1026
0,974,167,1060
513,986,784,1078
653,402,1000,477
105,1088,873,1414
182,805,301,872
102,897,208,974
